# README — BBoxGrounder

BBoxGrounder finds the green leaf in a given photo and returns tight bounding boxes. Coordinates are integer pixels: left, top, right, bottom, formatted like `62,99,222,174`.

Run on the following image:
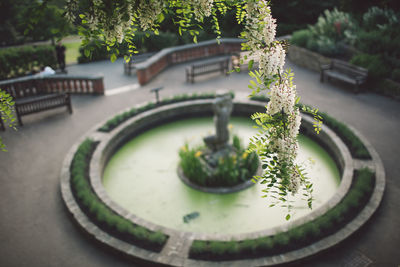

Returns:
285,214,291,220
248,59,254,70
110,53,117,62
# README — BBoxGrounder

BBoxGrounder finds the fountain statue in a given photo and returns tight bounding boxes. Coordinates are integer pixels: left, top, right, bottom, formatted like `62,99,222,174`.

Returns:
202,90,234,168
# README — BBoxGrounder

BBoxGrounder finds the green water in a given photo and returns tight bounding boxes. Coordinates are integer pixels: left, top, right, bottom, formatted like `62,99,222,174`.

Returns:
103,117,340,234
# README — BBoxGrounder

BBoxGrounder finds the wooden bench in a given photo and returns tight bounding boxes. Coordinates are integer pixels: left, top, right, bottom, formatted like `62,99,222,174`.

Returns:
13,93,72,126
320,59,368,93
186,57,230,83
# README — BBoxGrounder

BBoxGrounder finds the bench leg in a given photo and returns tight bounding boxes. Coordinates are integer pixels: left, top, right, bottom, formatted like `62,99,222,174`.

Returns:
16,109,23,126
66,94,73,114
0,116,5,131
354,83,359,94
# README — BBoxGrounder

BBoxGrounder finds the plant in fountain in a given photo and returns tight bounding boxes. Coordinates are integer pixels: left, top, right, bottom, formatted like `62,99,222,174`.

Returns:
63,0,321,218
179,92,259,188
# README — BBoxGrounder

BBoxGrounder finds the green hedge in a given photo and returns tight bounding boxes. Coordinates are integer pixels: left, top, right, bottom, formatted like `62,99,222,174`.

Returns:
249,95,371,159
70,139,168,251
78,32,179,63
189,168,375,260
98,92,225,132
0,45,57,80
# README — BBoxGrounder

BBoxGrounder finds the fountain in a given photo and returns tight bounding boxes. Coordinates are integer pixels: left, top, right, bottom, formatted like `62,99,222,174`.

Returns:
60,95,384,266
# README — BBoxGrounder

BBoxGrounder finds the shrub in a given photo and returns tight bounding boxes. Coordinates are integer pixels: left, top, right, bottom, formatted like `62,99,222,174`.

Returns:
191,241,207,255
318,111,371,159
391,69,400,83
290,29,313,48
273,232,290,247
0,45,57,80
209,241,228,255
355,30,393,56
238,240,257,254
148,231,167,245
350,53,391,82
362,6,399,31
78,32,179,63
70,139,168,250
189,169,375,260
257,236,274,251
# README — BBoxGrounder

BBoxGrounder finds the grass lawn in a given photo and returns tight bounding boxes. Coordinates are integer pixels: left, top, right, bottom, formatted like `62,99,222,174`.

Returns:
64,41,81,64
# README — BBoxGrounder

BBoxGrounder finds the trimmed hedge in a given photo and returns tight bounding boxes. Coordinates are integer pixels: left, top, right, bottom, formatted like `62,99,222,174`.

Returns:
189,168,375,260
249,95,371,159
98,92,233,132
0,45,57,80
77,32,179,63
70,139,168,251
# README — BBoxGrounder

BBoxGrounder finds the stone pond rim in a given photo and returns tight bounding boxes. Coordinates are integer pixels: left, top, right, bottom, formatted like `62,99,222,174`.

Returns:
60,98,385,266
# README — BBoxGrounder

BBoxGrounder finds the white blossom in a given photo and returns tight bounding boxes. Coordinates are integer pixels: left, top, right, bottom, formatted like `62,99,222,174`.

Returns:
244,0,277,51
193,0,214,21
266,79,296,115
138,0,164,31
259,43,285,79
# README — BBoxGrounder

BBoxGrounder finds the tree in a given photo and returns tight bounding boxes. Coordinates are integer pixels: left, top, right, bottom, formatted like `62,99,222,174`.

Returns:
0,0,73,46
58,0,323,216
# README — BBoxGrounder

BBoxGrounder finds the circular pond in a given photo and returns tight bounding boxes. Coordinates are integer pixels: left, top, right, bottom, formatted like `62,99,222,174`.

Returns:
103,116,340,235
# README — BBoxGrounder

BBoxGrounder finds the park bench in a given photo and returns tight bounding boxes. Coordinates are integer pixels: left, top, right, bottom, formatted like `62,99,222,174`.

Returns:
186,57,230,83
320,59,368,93
0,75,103,128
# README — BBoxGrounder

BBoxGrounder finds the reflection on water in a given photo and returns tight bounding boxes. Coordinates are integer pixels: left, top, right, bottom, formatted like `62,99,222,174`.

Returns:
103,117,340,234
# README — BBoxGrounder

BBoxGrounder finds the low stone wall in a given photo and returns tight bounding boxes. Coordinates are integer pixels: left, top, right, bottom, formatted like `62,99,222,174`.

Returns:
135,39,243,85
287,45,331,73
60,98,385,266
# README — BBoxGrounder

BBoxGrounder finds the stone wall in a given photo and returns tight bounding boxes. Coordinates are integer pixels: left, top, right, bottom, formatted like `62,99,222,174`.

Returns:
135,39,243,85
287,45,331,73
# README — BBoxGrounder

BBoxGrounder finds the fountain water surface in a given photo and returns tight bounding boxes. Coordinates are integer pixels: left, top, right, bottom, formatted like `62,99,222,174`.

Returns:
103,116,340,235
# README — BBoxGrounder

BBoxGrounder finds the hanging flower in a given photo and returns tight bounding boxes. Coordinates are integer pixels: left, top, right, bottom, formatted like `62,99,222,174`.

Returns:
193,0,214,21
259,43,285,79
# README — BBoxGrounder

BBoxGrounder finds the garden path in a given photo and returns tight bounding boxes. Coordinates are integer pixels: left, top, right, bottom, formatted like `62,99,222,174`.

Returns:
0,56,399,267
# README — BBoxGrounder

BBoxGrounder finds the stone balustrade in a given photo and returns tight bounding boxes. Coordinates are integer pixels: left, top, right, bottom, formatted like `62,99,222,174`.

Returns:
135,38,243,85
0,74,104,97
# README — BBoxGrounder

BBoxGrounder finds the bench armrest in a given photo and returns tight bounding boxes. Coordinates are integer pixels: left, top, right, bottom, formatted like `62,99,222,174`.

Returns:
320,64,331,71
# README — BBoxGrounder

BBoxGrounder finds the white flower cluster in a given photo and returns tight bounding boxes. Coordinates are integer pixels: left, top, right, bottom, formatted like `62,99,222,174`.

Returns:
192,0,214,21
245,0,277,50
266,79,296,115
138,0,164,31
244,1,302,194
66,0,164,43
259,43,285,79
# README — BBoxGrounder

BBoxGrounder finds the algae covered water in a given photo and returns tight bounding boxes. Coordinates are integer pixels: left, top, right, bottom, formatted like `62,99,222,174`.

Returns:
103,117,340,234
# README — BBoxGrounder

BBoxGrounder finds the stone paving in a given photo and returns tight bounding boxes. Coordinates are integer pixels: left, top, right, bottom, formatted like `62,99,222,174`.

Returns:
0,56,399,267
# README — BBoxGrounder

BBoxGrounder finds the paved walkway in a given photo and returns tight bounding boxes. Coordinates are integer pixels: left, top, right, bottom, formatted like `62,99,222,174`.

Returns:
0,57,399,267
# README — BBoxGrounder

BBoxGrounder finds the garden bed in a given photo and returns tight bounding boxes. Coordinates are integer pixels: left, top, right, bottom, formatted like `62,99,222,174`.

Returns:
189,168,375,260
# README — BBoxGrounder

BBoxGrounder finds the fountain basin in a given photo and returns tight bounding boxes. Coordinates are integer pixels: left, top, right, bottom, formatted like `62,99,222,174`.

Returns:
60,98,385,266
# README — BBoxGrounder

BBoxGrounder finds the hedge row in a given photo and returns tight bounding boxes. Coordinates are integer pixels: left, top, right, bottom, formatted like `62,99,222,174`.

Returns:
249,95,371,159
0,45,57,80
70,139,168,251
189,168,375,260
98,92,234,132
77,32,179,63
